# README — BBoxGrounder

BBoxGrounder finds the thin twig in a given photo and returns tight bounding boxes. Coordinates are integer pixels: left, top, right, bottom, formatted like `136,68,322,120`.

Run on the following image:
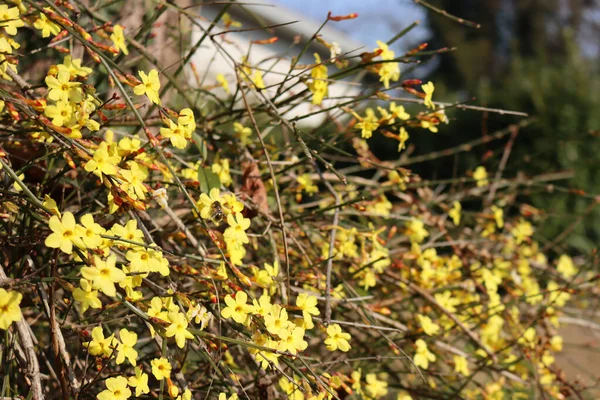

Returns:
0,266,44,400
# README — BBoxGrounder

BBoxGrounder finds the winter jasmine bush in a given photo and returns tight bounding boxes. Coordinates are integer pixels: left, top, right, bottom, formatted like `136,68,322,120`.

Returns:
0,1,595,399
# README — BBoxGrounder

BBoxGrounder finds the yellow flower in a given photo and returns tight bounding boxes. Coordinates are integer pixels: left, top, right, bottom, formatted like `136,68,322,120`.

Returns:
277,326,308,355
405,218,429,244
473,166,488,187
119,161,148,200
76,213,105,249
0,5,24,36
165,311,194,348
44,99,73,127
491,205,504,228
233,122,252,145
417,314,440,336
45,211,85,254
221,291,252,324
550,335,563,352
84,326,116,358
251,294,273,317
160,119,189,149
365,373,388,398
218,393,238,400
355,108,379,139
97,376,131,400
397,127,409,152
176,389,192,400
449,201,461,225
296,293,319,328
557,255,577,278
116,328,138,365
279,377,303,400
134,69,161,105
109,219,144,246
33,10,60,38
454,355,470,376
223,213,251,245
110,25,128,55
264,304,289,336
212,159,232,187
128,366,150,397
197,187,223,220
12,173,24,193
389,102,410,122
422,81,435,109
72,279,102,313
216,73,230,94
413,339,435,369
434,291,459,313
324,323,351,352
307,53,328,105
0,289,22,330
511,219,533,244
84,142,121,178
375,41,400,89
80,255,126,297
151,357,172,380
58,56,92,78
45,69,81,102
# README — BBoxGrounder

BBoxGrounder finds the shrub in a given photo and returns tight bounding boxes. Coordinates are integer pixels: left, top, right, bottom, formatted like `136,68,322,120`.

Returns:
0,2,594,399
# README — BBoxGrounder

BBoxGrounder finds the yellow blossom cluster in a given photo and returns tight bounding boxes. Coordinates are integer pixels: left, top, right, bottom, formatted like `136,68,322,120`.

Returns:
0,4,591,400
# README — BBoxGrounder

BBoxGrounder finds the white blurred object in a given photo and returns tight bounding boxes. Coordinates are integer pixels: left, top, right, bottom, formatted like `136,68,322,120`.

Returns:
188,1,367,126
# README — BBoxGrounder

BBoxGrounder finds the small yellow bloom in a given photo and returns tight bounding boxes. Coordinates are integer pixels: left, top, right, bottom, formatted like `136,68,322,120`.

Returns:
151,357,172,380
221,291,252,324
0,288,22,330
449,201,461,225
72,279,102,313
97,376,131,400
414,339,436,369
84,326,116,358
84,142,120,178
422,81,435,109
324,323,351,352
405,218,429,244
233,122,252,145
365,373,388,398
454,355,470,376
116,328,138,365
511,219,534,244
165,311,194,348
134,69,161,105
473,166,488,187
216,73,230,93
417,314,440,336
110,25,128,55
45,69,81,102
307,53,328,105
45,211,85,254
128,366,150,397
33,10,61,38
355,108,379,139
0,5,24,36
556,255,577,278
80,255,126,297
76,214,105,249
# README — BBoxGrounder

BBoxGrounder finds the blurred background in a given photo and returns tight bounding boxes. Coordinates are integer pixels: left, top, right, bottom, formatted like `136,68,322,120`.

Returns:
275,0,600,253
274,0,600,388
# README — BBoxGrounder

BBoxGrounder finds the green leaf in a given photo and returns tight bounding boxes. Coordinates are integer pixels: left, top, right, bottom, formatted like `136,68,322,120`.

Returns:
197,166,221,194
192,132,208,161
